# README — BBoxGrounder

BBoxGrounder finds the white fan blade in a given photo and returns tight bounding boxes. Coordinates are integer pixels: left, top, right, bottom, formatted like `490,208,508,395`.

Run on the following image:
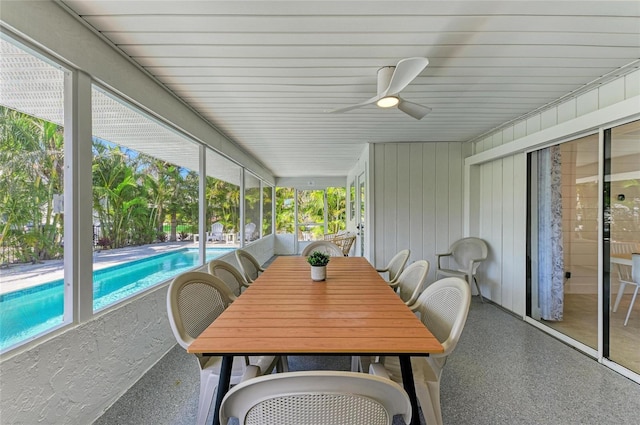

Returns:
383,57,429,96
397,99,432,120
327,93,382,114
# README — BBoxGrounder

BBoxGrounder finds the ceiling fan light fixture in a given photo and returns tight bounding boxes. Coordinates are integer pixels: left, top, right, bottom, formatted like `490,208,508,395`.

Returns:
376,96,399,108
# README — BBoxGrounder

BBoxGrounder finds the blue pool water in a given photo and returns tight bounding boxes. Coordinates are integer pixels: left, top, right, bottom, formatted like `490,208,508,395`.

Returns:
0,248,232,351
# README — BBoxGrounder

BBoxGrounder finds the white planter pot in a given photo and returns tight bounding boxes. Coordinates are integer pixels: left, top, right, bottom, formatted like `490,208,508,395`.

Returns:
310,265,327,281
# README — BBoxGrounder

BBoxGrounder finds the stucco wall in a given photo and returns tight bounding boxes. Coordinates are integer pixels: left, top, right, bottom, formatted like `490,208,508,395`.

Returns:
0,237,275,424
0,284,175,424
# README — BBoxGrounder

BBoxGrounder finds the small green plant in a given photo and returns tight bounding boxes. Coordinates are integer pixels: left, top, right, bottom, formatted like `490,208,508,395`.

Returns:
306,250,330,267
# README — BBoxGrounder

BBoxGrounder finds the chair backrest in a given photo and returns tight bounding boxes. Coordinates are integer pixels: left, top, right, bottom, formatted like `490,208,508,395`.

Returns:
413,277,471,360
616,263,633,283
301,240,344,257
325,231,357,256
386,249,411,283
166,271,236,350
324,230,348,240
211,222,223,234
633,253,640,284
338,234,357,256
235,249,263,283
611,241,639,254
450,237,488,272
208,259,248,296
219,371,412,425
244,222,256,241
395,260,429,306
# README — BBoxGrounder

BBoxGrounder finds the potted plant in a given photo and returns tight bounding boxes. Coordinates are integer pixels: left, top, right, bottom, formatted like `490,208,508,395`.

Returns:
307,250,330,281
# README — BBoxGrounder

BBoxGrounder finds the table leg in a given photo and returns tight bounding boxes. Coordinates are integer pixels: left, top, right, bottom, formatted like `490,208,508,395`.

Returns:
399,355,420,425
211,355,233,425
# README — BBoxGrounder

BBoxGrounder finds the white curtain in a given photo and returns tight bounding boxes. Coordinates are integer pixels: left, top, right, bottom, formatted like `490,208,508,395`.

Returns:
537,145,564,321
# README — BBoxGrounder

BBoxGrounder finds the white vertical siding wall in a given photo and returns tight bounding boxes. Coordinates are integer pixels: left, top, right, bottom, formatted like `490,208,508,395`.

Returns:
372,142,464,283
468,70,640,316
475,154,527,312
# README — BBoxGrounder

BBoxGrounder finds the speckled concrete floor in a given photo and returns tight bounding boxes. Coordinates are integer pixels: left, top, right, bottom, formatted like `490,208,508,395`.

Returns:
93,298,640,425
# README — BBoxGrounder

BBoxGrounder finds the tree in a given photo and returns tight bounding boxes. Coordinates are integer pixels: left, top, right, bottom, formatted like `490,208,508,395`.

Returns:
275,187,295,234
206,178,240,233
0,106,64,262
92,140,147,248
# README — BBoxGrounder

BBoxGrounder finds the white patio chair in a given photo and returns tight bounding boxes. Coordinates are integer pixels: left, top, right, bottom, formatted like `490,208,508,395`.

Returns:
235,249,266,283
615,253,640,326
301,240,344,257
436,237,488,302
219,371,412,425
352,259,429,373
377,249,411,285
395,260,430,310
370,277,471,425
166,271,278,425
244,222,257,242
611,243,639,326
207,259,250,296
207,222,224,242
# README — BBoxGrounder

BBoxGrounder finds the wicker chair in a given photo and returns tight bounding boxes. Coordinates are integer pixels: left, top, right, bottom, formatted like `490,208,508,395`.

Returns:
324,231,357,256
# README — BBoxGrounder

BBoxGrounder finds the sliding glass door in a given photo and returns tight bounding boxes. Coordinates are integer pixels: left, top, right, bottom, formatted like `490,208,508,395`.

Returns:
528,119,639,377
528,134,599,350
607,120,640,374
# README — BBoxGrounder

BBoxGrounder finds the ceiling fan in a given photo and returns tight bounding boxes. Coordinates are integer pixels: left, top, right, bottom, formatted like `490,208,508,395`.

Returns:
328,57,431,120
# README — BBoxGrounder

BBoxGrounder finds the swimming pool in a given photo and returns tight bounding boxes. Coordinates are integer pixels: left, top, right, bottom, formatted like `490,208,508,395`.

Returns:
0,247,233,352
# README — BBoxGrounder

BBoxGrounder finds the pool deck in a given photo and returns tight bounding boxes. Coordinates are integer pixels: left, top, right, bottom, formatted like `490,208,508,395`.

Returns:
0,241,238,296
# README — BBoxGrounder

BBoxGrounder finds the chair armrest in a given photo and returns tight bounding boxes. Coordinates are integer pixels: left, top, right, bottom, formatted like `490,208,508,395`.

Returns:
407,300,420,312
436,252,452,269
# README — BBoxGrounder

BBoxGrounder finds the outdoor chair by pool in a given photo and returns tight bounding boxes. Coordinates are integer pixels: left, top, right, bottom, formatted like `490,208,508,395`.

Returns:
235,249,266,283
207,222,224,242
219,371,412,425
167,271,279,425
370,277,471,425
301,240,344,257
244,222,257,242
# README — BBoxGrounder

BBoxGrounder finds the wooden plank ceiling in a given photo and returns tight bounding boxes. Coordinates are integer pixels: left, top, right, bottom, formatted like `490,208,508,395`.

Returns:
53,1,640,177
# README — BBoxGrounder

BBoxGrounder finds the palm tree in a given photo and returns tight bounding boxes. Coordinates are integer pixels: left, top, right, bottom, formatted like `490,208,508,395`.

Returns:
0,106,64,262
92,140,146,248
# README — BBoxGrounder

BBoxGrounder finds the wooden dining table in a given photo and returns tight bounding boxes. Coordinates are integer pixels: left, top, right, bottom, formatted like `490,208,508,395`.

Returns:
188,255,444,425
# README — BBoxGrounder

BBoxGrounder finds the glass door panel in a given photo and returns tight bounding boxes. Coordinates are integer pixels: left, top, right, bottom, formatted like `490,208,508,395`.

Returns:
528,134,599,349
607,120,640,374
296,189,326,242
